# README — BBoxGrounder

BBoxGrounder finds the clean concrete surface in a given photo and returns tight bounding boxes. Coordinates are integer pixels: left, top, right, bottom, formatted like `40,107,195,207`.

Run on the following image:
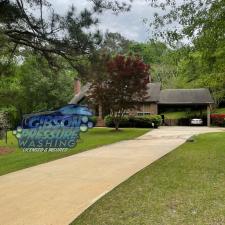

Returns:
0,127,224,225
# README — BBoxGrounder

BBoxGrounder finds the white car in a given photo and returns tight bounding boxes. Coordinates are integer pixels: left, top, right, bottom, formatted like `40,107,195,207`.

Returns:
190,118,203,125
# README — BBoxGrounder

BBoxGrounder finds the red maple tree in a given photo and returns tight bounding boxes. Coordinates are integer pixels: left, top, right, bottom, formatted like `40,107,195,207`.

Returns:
89,54,150,130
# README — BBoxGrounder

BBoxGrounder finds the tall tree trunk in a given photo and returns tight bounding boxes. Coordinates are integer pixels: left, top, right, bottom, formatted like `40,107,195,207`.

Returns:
115,121,119,131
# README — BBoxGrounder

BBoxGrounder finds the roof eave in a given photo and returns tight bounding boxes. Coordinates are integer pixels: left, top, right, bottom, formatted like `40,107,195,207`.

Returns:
159,102,214,105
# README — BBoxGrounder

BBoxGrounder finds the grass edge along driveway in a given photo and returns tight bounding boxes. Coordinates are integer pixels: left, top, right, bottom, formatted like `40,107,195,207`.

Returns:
72,132,225,225
0,128,149,176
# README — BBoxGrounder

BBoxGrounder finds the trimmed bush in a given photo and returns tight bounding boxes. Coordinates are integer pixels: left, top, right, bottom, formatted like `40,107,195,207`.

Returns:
211,114,225,119
104,115,130,127
211,114,225,127
104,115,112,127
89,116,97,126
104,115,162,128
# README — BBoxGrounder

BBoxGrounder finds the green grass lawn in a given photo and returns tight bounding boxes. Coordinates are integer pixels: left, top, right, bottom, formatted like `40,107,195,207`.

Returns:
0,128,149,176
72,132,225,225
162,110,207,119
213,107,225,114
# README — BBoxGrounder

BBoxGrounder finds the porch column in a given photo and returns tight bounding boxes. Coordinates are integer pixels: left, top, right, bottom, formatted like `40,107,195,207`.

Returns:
207,104,211,127
98,104,103,120
96,104,105,127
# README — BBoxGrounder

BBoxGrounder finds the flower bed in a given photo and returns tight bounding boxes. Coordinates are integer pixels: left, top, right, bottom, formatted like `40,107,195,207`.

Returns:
210,114,225,127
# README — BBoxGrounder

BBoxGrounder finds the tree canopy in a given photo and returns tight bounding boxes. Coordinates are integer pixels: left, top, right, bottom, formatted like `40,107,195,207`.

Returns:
0,0,132,71
88,54,150,130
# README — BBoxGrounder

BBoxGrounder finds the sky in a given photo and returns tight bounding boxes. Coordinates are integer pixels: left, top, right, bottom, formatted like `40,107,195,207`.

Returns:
49,0,162,42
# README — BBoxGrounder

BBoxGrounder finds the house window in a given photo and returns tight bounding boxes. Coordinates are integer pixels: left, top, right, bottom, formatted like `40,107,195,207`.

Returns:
137,112,151,116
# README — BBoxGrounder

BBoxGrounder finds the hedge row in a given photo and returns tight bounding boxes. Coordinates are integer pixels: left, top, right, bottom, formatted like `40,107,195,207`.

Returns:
211,114,225,119
211,118,225,127
104,115,162,128
210,114,225,127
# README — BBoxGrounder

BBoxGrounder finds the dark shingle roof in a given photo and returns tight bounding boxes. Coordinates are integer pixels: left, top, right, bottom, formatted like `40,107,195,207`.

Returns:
159,88,214,104
69,82,161,104
145,83,161,102
69,83,214,105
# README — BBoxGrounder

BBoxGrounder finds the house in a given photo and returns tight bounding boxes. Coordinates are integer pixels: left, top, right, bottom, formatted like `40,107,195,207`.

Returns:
69,79,214,126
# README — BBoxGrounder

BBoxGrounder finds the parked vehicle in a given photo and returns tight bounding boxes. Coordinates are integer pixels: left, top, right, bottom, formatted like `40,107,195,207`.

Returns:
190,118,203,125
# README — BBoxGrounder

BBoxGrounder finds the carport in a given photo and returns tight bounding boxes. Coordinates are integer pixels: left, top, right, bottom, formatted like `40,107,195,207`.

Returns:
158,89,214,126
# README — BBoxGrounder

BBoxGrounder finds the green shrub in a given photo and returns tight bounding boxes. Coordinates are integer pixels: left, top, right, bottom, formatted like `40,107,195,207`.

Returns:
104,115,162,128
210,115,225,127
89,116,97,126
0,107,19,129
147,115,162,127
0,112,11,140
0,112,11,130
104,115,113,127
104,115,130,127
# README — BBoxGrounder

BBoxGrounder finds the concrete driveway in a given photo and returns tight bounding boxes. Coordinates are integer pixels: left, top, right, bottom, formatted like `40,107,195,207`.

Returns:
0,126,224,225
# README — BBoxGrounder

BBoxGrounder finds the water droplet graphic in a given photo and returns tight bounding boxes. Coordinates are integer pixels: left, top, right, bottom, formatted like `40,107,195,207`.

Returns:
17,127,22,133
80,125,88,132
87,121,93,128
16,133,21,139
81,116,88,123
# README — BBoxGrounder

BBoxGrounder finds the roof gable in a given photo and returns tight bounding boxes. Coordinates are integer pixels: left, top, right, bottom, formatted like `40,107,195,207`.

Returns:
145,83,161,102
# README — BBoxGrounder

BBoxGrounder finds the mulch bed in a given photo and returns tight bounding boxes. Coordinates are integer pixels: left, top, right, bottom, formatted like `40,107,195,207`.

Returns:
0,147,14,155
